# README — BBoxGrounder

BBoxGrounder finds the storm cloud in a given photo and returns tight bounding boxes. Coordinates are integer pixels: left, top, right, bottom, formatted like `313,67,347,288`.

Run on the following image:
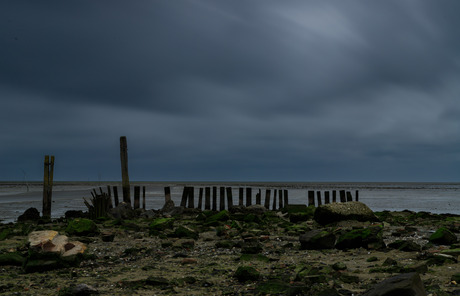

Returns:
1,1,459,181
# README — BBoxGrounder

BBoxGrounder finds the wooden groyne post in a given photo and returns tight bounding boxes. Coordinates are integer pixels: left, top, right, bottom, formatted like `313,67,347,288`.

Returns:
264,189,271,209
42,155,54,218
120,136,131,204
134,186,140,209
226,187,233,210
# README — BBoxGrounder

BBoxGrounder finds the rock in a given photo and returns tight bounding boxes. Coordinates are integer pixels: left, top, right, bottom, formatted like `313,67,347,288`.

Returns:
149,217,174,235
17,207,40,222
173,225,199,240
387,240,422,252
441,248,460,257
181,258,198,265
101,231,115,242
299,229,336,250
429,227,458,245
161,199,175,213
145,276,169,286
241,241,263,254
230,205,266,215
66,219,99,236
108,202,135,220
65,210,87,219
313,201,379,225
234,266,260,282
335,226,384,250
332,262,347,271
60,283,99,295
0,252,25,266
173,239,195,249
361,272,426,296
204,210,230,226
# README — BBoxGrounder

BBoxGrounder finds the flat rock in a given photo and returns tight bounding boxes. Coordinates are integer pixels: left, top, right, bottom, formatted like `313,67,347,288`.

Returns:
361,272,426,296
28,230,87,257
313,202,379,225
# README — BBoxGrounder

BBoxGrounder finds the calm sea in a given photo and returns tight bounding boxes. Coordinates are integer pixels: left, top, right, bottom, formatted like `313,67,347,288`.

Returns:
0,182,459,223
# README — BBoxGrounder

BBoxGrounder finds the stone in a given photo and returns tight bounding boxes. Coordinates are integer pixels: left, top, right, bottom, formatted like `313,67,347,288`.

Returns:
65,210,87,219
0,252,25,266
335,226,384,250
204,210,230,226
17,207,40,222
108,202,135,220
101,231,115,242
314,202,379,225
429,227,458,245
387,240,422,252
160,199,175,213
149,217,174,235
241,241,263,254
361,272,426,296
299,230,336,250
63,283,99,295
173,225,199,240
234,266,260,282
181,258,198,265
66,219,99,236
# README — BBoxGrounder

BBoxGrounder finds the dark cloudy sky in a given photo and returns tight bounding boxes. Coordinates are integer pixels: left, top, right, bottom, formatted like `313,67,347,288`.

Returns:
1,1,459,182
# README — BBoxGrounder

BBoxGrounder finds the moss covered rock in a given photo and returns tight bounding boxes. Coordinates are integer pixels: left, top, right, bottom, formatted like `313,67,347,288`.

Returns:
149,217,174,235
204,210,230,226
314,202,379,225
299,229,336,250
0,252,25,266
234,266,260,282
429,227,458,245
173,225,198,240
335,226,383,250
65,219,99,236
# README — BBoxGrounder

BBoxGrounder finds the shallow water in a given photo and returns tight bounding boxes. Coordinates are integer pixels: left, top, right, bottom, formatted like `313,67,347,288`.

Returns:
0,182,459,223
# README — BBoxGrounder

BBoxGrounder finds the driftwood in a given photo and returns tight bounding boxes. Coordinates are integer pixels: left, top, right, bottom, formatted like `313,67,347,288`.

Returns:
84,192,111,219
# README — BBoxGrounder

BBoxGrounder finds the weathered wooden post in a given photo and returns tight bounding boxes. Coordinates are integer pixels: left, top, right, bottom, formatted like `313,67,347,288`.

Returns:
278,189,283,209
198,188,204,210
188,187,194,208
220,187,225,211
113,186,119,206
332,190,337,203
42,155,54,218
120,136,131,205
308,190,315,206
180,187,188,207
142,186,146,210
264,189,271,209
339,190,346,202
134,186,140,209
212,186,217,211
355,190,359,201
346,191,353,202
256,189,261,205
272,189,277,210
107,185,113,208
283,189,288,207
246,188,252,206
239,188,244,206
205,187,211,210
325,191,330,204
316,191,322,206
164,186,171,202
226,187,233,210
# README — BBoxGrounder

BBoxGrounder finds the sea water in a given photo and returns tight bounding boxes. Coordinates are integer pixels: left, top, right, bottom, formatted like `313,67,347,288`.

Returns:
0,182,459,223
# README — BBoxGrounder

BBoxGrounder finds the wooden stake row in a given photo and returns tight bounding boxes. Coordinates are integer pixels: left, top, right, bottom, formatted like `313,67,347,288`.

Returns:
308,190,359,207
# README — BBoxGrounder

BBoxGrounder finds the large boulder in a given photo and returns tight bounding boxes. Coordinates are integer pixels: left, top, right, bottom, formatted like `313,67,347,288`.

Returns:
361,272,426,296
299,229,336,250
313,202,379,225
429,227,458,245
17,207,41,222
108,202,136,220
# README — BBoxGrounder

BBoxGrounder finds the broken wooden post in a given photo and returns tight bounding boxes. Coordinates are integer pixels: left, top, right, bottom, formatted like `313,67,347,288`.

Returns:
325,191,330,204
308,190,315,206
264,189,271,209
346,191,353,202
220,187,225,211
134,186,140,209
180,187,188,207
272,189,277,210
332,190,337,203
198,188,204,210
212,186,217,211
42,155,54,219
164,187,171,202
226,187,233,210
113,186,119,206
316,191,322,206
120,136,131,204
246,188,252,206
142,186,146,210
283,189,288,207
355,190,359,201
205,187,211,210
278,189,283,209
339,190,346,202
239,188,244,206
107,185,113,208
187,187,194,208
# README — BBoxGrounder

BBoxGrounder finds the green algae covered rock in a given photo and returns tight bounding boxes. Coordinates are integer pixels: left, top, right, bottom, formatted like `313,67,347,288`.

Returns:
335,226,383,250
173,225,199,240
149,217,174,235
65,218,99,236
234,266,260,282
204,210,230,226
0,252,25,266
429,227,458,245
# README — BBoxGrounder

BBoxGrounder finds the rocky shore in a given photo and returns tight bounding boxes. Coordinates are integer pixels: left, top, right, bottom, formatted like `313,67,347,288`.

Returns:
0,202,459,295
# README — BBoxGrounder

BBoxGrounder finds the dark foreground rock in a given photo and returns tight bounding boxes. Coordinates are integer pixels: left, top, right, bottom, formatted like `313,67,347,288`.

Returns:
314,201,379,225
361,272,426,296
299,229,336,250
17,207,41,222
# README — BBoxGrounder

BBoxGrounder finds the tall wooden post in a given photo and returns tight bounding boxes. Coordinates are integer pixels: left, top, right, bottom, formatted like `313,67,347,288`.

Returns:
246,188,252,207
256,189,261,205
142,186,146,210
355,190,359,201
226,187,233,210
272,189,277,210
180,187,188,207
42,155,54,218
113,186,119,207
332,190,337,203
325,191,330,204
134,186,140,209
220,187,225,211
188,187,194,208
316,191,322,206
278,189,283,209
120,136,131,205
164,187,171,202
107,185,113,208
339,190,346,202
212,186,217,211
205,187,211,210
198,188,204,210
346,191,353,202
264,189,271,209
283,189,288,207
239,188,244,206
308,190,315,206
